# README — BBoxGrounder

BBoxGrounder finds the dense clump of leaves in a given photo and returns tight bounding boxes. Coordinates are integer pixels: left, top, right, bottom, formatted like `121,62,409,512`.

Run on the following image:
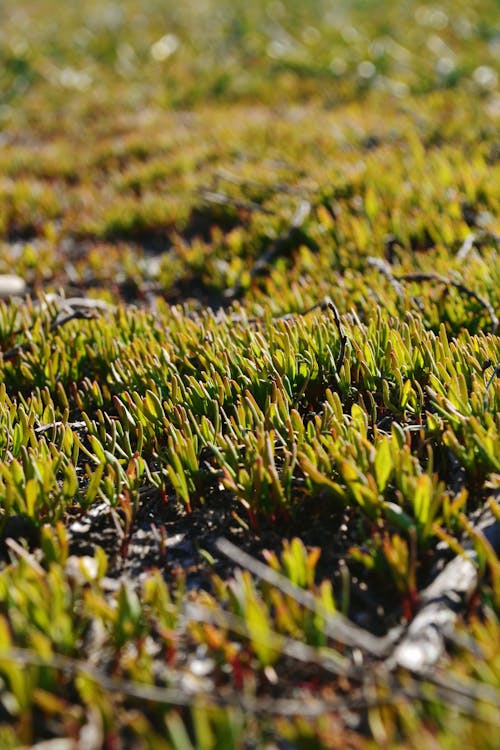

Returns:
0,0,499,747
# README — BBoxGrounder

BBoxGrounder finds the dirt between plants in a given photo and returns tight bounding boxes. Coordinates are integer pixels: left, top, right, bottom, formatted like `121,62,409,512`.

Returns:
66,486,405,638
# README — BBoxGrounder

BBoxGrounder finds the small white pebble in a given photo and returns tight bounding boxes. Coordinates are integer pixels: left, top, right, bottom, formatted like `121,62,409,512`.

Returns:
0,274,25,298
190,657,215,677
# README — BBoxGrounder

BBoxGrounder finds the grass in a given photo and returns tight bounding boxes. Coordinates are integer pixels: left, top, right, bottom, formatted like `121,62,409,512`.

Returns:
0,0,499,747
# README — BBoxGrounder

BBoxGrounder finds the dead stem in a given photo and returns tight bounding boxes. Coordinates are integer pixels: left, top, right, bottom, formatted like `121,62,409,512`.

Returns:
396,271,498,333
215,537,402,659
276,295,347,373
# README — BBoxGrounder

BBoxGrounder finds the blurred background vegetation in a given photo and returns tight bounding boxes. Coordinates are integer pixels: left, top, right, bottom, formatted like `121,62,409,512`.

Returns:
1,0,498,121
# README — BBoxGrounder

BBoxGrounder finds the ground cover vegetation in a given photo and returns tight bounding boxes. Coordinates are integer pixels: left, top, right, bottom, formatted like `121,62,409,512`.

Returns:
0,0,499,747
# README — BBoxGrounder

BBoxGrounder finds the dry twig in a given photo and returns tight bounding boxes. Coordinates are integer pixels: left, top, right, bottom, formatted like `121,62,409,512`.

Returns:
198,189,275,215
277,295,347,373
367,259,498,333
396,271,498,333
2,296,114,360
215,537,402,659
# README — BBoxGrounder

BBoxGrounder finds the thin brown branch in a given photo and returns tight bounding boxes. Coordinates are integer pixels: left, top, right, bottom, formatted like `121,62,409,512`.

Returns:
198,189,275,215
367,257,405,300
213,168,311,197
483,362,500,410
456,230,500,262
1,297,113,360
215,537,402,659
367,260,498,333
0,645,406,719
396,271,498,333
184,601,354,678
277,295,347,373
324,295,348,373
3,645,500,724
